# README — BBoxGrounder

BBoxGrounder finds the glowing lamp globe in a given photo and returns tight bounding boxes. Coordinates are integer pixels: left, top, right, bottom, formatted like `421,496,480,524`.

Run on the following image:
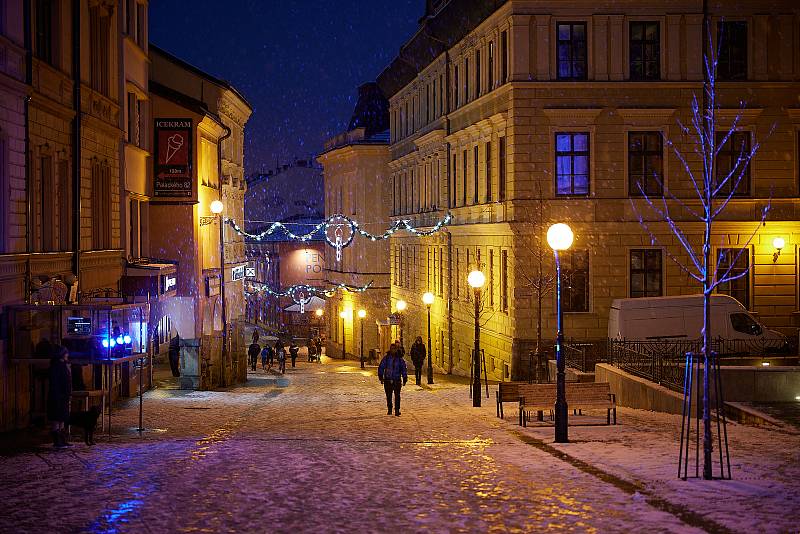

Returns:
357,309,366,319
339,311,347,319
422,292,434,306
547,223,574,251
396,300,407,312
210,200,224,214
773,237,785,250
468,270,486,289
315,309,324,317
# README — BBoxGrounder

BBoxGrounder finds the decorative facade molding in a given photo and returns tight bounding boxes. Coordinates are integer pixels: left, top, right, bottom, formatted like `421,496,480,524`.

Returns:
543,108,603,124
616,108,676,125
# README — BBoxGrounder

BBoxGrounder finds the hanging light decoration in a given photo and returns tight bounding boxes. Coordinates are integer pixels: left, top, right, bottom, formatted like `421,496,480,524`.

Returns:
245,281,373,314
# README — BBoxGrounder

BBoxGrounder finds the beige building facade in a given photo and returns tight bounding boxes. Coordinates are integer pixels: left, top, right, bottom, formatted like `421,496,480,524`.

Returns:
376,0,800,381
318,83,391,360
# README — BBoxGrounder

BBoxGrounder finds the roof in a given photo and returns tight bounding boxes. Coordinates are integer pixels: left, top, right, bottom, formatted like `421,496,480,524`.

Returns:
149,44,253,111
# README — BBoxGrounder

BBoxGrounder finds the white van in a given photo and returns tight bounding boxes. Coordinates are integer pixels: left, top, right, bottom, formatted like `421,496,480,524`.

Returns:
608,294,786,348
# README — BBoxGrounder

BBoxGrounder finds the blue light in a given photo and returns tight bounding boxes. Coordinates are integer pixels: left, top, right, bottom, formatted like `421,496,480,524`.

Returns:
110,339,116,348
102,339,109,348
116,336,124,345
123,335,132,344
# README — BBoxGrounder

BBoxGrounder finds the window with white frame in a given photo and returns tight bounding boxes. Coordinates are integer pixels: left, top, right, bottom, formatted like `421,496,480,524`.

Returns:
555,132,590,196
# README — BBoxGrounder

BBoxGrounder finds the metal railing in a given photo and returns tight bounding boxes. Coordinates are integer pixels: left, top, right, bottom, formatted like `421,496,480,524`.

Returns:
562,339,608,372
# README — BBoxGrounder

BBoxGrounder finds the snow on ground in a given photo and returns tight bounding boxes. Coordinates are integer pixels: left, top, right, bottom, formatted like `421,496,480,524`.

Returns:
0,356,796,533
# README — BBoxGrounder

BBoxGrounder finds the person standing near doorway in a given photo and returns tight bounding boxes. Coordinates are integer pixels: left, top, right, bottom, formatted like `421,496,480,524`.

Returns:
289,341,299,368
409,336,426,386
248,340,261,372
47,346,72,448
168,335,181,377
378,344,408,416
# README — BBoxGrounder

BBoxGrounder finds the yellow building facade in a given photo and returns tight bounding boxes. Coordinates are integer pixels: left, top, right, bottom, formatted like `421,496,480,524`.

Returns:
376,0,800,381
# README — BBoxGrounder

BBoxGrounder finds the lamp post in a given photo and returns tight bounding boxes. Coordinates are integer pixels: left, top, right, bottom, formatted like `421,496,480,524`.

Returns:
396,299,407,347
467,270,485,407
547,223,574,443
422,292,434,384
358,309,366,368
210,199,227,386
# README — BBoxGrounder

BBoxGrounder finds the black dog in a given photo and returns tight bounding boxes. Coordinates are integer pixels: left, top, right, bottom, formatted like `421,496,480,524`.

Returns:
68,405,101,445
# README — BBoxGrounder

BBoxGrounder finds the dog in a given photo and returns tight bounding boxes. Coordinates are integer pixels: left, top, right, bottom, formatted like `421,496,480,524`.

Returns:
68,405,101,445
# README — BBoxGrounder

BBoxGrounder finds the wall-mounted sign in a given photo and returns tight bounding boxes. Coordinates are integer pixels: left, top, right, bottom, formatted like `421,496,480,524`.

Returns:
66,316,92,336
162,274,177,293
245,267,256,278
231,265,246,281
154,118,193,200
206,275,220,297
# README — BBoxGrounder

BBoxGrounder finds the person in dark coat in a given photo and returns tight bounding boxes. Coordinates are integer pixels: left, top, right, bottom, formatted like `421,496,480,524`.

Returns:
248,341,261,372
307,340,317,362
47,345,72,448
289,342,299,368
378,344,408,416
168,335,181,377
409,336,426,385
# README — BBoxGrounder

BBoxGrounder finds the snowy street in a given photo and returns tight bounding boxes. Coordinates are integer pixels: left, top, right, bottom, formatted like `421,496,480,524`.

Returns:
0,356,797,533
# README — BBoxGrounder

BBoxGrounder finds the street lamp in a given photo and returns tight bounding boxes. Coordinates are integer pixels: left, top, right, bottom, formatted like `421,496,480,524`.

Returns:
422,292,434,384
547,222,574,443
396,299,407,347
210,199,227,386
358,309,366,368
467,270,485,407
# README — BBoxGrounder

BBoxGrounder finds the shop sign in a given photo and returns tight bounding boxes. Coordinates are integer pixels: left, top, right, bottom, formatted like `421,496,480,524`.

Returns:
153,118,193,200
231,265,246,281
66,316,92,336
162,274,177,293
245,267,256,278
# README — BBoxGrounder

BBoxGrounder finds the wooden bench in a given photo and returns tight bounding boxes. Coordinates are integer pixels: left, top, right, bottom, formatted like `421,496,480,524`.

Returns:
496,382,526,419
519,382,617,427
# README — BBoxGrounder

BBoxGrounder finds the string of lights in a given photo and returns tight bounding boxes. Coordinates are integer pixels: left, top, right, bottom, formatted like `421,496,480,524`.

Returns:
225,212,453,261
246,280,373,313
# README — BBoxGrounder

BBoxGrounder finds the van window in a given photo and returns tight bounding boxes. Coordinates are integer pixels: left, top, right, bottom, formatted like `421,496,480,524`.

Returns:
730,313,762,336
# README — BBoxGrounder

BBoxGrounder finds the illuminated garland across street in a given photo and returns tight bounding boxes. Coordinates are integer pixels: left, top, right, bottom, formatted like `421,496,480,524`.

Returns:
226,212,453,261
246,281,373,314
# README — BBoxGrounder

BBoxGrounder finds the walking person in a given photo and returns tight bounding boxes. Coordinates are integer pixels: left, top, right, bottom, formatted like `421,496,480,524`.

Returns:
378,343,408,416
168,335,181,377
289,341,299,368
275,340,286,374
409,336,426,386
47,345,72,448
248,339,261,372
307,339,316,362
261,344,272,371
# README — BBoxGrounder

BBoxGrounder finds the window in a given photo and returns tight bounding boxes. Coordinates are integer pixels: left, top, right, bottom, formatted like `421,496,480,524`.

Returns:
473,145,479,204
0,138,5,252
557,22,587,80
555,133,590,195
438,246,444,297
38,155,55,252
58,160,71,250
501,250,508,312
451,153,456,208
439,74,444,115
485,141,492,202
628,131,663,196
488,249,494,308
91,159,112,250
629,22,660,80
500,31,508,83
717,248,750,309
475,49,481,97
717,21,747,80
455,249,460,299
453,65,459,108
129,198,141,258
715,131,750,196
562,250,589,312
730,313,762,336
136,2,146,48
35,0,55,65
426,84,430,123
488,41,494,90
464,57,470,102
90,6,110,96
499,137,506,200
630,249,662,297
462,149,467,206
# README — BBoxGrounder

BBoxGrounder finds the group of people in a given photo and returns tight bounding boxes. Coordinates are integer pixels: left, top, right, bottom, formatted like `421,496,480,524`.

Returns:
247,331,302,375
307,337,323,362
377,336,427,416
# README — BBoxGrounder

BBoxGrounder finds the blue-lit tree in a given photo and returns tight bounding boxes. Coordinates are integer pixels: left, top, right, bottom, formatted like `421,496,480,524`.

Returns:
632,29,771,480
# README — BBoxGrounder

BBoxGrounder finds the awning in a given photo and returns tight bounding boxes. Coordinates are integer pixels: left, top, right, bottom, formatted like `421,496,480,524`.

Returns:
121,261,178,300
283,296,325,313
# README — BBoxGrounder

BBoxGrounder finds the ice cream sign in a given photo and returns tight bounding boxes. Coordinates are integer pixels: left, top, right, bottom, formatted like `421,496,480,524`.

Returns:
154,118,193,200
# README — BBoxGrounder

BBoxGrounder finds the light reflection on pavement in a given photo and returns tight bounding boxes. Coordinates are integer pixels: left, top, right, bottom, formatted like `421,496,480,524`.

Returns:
0,360,699,533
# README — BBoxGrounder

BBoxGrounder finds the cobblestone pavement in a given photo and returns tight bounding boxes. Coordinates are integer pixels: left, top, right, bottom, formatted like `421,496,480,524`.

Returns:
1,358,709,533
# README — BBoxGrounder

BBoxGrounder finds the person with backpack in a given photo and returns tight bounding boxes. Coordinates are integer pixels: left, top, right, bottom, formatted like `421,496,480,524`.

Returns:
261,344,273,371
248,340,261,372
409,336,426,386
307,339,317,362
289,341,299,368
275,340,287,374
378,343,408,416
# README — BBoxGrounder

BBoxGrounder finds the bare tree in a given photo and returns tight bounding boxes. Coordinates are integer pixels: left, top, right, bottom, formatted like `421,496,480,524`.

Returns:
632,28,772,480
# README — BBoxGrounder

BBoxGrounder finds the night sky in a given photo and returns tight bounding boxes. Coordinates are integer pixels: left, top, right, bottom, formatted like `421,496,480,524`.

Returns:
149,1,421,175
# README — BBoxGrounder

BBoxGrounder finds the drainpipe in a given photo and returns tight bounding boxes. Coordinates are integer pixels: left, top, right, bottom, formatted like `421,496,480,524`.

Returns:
71,0,82,282
23,0,31,301
217,123,232,386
